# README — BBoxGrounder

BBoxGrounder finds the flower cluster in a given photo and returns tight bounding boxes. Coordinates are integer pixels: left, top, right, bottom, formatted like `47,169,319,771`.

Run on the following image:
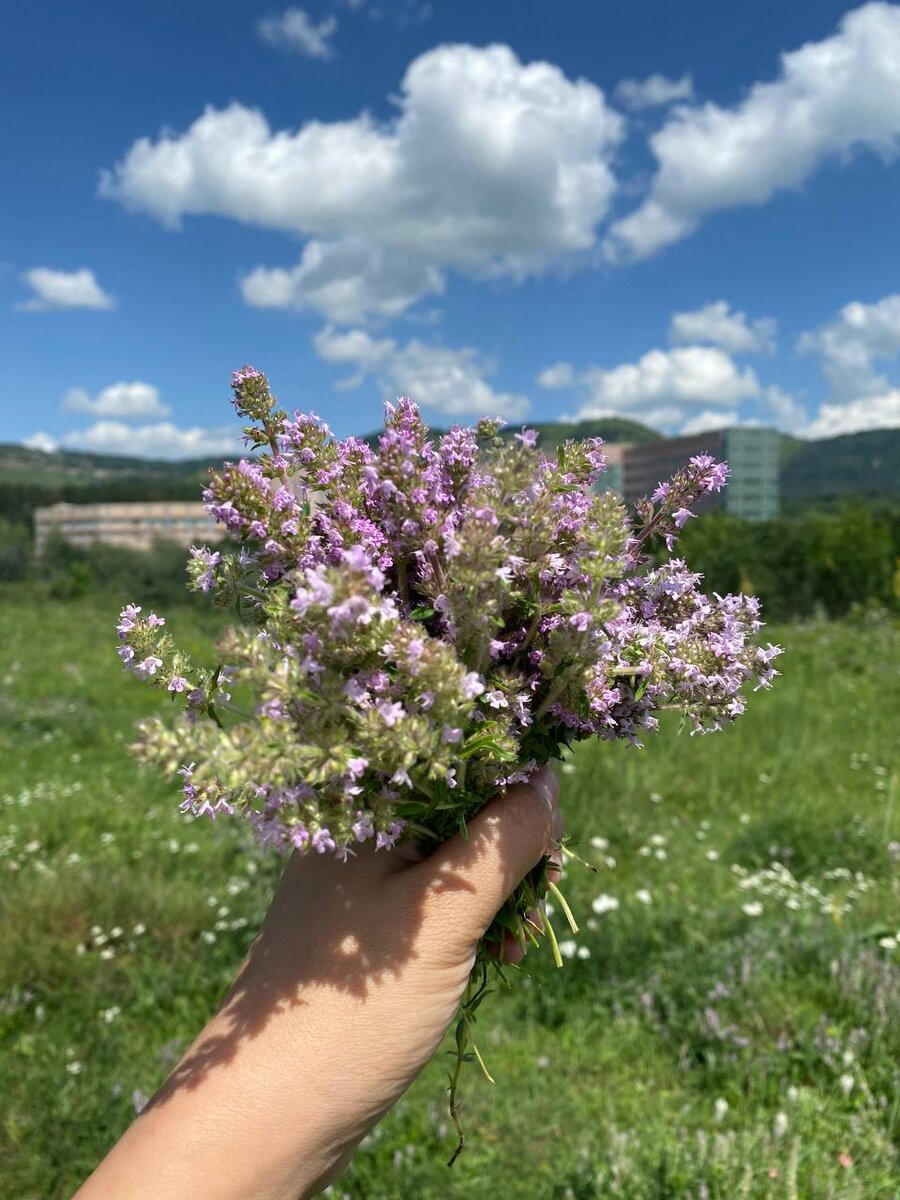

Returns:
117,367,780,869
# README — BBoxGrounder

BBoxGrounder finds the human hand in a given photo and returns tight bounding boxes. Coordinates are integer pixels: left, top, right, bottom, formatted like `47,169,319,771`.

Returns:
74,765,562,1200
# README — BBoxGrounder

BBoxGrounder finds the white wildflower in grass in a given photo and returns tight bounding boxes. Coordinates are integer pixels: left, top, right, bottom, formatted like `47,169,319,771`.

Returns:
591,894,619,915
714,1097,729,1123
773,1111,789,1139
558,939,578,960
65,1061,83,1076
741,901,764,917
839,1073,855,1096
635,889,652,905
114,366,781,1159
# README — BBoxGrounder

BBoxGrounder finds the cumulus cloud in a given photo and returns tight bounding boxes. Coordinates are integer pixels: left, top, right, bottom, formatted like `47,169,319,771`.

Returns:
536,361,576,390
579,346,759,414
18,267,115,312
669,300,777,355
22,431,59,453
241,238,444,324
678,409,736,435
607,3,900,260
61,381,169,420
613,73,694,111
257,8,338,59
798,293,900,436
798,293,900,398
314,325,530,418
547,345,761,434
805,391,900,437
101,43,624,319
60,421,244,460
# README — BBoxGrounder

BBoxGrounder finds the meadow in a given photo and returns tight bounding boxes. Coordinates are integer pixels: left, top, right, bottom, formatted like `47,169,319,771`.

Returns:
0,593,897,1199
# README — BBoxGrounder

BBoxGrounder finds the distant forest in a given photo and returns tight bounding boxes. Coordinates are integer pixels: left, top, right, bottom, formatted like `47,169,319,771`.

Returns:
1,424,898,526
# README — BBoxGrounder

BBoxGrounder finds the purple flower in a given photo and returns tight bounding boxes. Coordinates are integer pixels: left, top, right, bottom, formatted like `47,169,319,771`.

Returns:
311,828,336,854
346,756,368,780
116,604,141,637
375,700,405,726
133,656,163,679
673,507,695,529
461,672,485,699
167,676,189,693
376,821,406,851
231,365,262,391
351,813,375,842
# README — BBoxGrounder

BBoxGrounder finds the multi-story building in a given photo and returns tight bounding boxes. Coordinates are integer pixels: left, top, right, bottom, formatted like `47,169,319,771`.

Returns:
604,427,780,521
34,501,225,553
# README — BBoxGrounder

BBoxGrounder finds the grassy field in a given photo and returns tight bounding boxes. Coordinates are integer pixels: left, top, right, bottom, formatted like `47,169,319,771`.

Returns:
0,593,897,1199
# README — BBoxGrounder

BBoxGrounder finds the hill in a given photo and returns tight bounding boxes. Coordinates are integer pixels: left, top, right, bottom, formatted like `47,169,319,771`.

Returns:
358,415,661,452
0,444,219,488
2,423,898,527
781,427,900,507
0,417,661,525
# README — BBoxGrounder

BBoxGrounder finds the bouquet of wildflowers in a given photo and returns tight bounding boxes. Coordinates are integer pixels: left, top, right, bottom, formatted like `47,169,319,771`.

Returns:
117,367,780,1154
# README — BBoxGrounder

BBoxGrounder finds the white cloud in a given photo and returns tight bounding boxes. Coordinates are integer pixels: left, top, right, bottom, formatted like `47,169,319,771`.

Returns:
669,300,776,354
61,381,169,420
579,346,759,413
553,345,761,434
798,293,900,399
241,238,444,324
18,268,115,312
314,325,530,419
607,3,900,260
257,8,338,59
614,73,694,111
679,409,735,435
762,384,808,435
536,361,575,390
60,421,244,460
797,292,900,436
101,43,624,319
22,431,59,453
805,391,900,437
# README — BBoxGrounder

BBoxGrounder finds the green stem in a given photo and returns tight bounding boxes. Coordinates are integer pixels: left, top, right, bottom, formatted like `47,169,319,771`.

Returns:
546,878,579,934
542,912,564,968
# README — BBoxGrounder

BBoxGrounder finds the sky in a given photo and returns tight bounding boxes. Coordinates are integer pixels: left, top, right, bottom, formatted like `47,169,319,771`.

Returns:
4,0,900,459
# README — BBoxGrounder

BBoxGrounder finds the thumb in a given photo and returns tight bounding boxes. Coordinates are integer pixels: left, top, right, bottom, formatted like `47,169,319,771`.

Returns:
410,766,561,953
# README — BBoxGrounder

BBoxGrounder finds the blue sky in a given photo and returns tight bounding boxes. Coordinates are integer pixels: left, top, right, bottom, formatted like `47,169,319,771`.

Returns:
4,0,900,458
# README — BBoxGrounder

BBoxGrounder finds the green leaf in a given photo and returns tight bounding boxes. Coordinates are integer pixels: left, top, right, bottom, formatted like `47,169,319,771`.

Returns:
455,1018,469,1054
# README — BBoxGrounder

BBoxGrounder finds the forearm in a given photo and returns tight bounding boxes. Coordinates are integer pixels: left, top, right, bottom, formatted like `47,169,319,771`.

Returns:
73,772,559,1200
75,955,355,1199
74,854,462,1200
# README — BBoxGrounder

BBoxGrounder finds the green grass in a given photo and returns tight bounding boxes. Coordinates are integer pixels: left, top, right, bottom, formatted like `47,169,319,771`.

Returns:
0,593,897,1199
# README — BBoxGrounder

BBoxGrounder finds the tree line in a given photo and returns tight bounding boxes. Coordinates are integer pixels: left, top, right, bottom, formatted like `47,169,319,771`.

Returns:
1,500,897,620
